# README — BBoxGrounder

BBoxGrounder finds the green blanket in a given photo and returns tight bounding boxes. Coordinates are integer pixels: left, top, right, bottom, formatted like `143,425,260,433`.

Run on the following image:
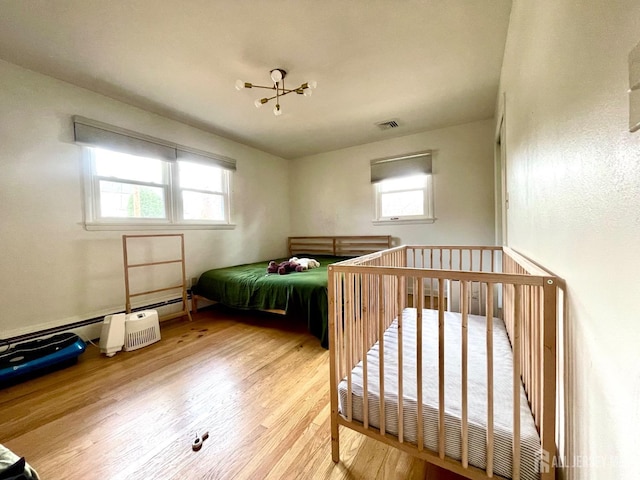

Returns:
193,255,350,348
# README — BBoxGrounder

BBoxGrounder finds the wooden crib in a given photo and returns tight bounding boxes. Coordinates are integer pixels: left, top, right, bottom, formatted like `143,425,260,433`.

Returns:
328,246,562,480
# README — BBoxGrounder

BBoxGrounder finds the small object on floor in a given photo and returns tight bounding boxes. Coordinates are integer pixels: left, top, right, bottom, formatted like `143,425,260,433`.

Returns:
192,431,209,451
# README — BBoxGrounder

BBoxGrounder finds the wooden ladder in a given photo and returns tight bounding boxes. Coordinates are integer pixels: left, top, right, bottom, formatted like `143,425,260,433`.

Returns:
122,233,192,322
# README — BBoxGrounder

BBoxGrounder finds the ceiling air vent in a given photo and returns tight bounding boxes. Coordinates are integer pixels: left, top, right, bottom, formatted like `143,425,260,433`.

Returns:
376,119,401,130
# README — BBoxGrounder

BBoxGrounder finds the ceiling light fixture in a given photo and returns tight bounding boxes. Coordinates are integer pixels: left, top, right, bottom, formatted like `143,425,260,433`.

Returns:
235,68,317,116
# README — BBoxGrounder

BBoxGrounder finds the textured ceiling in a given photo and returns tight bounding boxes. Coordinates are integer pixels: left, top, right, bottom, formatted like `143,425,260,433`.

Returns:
0,0,512,159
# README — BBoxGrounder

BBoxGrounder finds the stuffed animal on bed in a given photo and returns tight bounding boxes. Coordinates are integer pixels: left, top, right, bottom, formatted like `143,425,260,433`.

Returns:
267,260,304,275
289,257,320,270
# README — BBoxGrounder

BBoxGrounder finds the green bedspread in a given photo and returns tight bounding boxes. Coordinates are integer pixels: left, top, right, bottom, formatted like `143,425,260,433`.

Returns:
193,255,350,348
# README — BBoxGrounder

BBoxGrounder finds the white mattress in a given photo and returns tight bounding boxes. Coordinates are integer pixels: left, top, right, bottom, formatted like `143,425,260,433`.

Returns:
338,308,541,480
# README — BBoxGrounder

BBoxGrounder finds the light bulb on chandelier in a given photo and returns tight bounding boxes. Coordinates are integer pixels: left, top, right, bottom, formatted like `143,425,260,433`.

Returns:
235,68,317,116
270,69,283,83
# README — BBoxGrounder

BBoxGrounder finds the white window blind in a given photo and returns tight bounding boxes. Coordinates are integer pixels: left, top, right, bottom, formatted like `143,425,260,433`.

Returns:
370,151,431,183
73,116,236,171
74,116,236,230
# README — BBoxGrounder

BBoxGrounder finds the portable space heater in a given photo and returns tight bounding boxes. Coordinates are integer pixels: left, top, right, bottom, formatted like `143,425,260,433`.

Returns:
99,310,160,356
124,310,161,351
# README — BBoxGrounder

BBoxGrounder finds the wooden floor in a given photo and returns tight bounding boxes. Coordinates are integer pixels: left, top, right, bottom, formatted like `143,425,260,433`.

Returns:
0,306,463,479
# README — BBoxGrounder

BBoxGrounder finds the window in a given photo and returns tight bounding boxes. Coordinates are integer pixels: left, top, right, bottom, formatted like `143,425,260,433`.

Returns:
371,152,435,224
178,161,229,222
75,116,235,230
91,148,169,220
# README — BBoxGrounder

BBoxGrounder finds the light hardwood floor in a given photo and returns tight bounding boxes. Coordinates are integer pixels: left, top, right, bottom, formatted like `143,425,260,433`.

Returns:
0,306,462,479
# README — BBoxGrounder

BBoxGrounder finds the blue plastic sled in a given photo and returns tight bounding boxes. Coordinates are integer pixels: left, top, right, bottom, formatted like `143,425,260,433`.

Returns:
0,332,86,387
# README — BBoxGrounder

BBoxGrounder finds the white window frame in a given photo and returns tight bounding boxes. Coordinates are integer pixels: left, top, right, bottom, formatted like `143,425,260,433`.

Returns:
175,160,232,225
372,174,436,225
370,151,436,225
83,148,235,231
74,116,236,231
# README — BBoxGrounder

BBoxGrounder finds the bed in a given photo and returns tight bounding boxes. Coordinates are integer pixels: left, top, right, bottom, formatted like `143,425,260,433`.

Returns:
191,236,392,347
329,246,563,480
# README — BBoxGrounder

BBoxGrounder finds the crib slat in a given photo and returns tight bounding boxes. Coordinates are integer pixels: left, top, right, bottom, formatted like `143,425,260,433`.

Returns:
532,286,537,424
434,278,438,310
337,272,344,382
416,277,424,451
378,275,385,436
398,275,404,443
513,285,522,480
362,274,369,429
355,272,361,366
538,285,543,426
438,277,446,459
385,275,390,330
541,278,558,480
461,281,469,468
531,286,536,413
486,282,494,478
391,275,397,327
369,274,376,347
528,285,534,423
529,286,533,402
535,286,541,427
328,266,341,463
522,285,527,398
346,273,353,422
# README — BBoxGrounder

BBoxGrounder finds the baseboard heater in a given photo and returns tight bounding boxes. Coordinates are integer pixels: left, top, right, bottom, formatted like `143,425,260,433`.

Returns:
0,294,191,349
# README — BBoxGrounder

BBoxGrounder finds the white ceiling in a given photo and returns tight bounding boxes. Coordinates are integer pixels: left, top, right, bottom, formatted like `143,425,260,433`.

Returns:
0,1,512,159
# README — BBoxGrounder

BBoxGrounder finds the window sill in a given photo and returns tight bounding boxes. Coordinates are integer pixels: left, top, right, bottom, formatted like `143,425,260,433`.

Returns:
372,217,436,226
83,222,236,231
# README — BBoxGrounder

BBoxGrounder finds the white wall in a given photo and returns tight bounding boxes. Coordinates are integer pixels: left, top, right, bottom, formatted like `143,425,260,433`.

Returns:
290,119,496,246
0,59,290,339
499,1,640,478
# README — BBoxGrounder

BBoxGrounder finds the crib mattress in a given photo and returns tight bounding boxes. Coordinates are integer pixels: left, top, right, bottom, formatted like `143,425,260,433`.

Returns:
338,308,541,480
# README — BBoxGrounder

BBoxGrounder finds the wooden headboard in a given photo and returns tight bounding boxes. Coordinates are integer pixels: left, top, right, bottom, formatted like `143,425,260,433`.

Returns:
288,236,392,257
